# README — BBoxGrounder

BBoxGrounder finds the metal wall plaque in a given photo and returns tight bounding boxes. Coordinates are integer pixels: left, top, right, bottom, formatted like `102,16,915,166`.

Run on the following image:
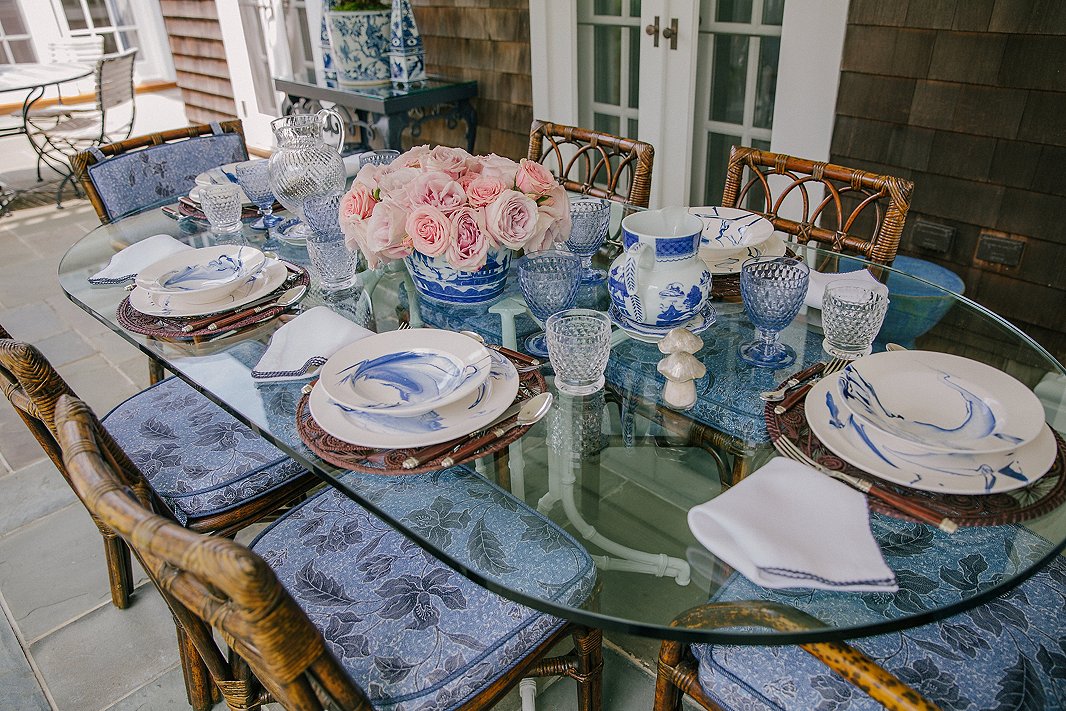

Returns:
976,233,1025,267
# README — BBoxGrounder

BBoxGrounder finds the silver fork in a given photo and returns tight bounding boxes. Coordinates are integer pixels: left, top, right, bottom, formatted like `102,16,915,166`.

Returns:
771,357,849,415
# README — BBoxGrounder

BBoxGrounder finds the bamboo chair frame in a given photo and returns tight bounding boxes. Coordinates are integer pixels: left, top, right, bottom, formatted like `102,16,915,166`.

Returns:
0,324,318,710
55,393,605,711
721,146,913,266
70,119,247,225
652,601,937,711
528,119,654,209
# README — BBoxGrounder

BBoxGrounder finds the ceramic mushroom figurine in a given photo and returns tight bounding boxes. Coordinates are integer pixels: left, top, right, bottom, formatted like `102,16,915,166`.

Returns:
657,328,706,410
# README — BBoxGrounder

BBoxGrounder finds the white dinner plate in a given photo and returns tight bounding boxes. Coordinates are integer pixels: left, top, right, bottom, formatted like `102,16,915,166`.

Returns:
129,260,286,317
805,375,1056,495
309,349,520,449
192,162,251,204
135,245,266,304
318,329,492,416
701,234,788,275
690,206,775,256
836,350,1045,454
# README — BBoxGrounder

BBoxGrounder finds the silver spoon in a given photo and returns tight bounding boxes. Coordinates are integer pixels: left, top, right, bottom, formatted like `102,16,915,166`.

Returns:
440,392,553,467
460,330,543,371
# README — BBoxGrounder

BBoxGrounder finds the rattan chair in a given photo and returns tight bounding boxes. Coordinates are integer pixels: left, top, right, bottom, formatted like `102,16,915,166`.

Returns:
721,146,914,266
25,48,136,205
55,393,604,711
70,119,248,224
527,119,654,209
0,324,320,710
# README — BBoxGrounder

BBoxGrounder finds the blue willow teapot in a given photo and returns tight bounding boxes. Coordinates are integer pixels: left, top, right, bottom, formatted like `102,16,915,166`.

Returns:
607,207,711,329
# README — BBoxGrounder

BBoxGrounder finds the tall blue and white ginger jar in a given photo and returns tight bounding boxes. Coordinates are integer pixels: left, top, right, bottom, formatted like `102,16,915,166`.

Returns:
389,0,427,87
608,208,711,328
319,0,337,85
326,8,391,87
405,245,511,306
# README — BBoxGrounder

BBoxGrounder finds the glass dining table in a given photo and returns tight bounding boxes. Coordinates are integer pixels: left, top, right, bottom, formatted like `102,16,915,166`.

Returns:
57,204,1066,650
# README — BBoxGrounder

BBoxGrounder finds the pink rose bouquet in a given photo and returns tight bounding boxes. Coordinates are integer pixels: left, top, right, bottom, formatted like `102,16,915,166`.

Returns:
339,145,570,270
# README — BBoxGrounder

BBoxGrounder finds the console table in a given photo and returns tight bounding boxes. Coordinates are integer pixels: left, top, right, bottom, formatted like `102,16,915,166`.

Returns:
273,74,477,153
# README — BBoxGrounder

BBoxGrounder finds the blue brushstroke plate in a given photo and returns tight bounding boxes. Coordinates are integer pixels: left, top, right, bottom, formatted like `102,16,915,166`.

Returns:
135,245,266,304
309,350,518,448
805,375,1055,495
318,328,492,417
835,351,1045,455
690,206,775,257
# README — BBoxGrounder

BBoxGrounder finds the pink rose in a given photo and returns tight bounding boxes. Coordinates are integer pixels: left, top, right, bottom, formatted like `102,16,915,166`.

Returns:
465,175,506,208
484,189,538,249
515,158,558,196
353,162,387,192
424,145,472,179
405,205,452,257
477,153,519,185
447,206,489,270
363,200,412,268
392,144,431,169
376,166,419,210
406,170,467,214
341,182,377,221
525,186,572,252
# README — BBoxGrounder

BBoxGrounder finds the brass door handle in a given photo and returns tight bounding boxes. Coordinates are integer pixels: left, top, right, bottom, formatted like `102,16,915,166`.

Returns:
662,17,679,49
645,16,661,48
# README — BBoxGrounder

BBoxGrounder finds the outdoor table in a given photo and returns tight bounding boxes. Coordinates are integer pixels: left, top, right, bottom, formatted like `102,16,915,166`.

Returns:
58,206,1066,648
274,74,478,153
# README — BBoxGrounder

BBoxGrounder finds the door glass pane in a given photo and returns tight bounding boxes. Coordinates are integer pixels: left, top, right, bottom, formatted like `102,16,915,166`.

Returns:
594,26,621,105
627,26,640,109
87,0,111,29
109,0,135,25
704,132,740,204
715,0,752,23
238,0,279,114
710,34,748,124
594,0,622,16
9,38,34,62
762,0,785,25
101,32,118,54
595,112,620,136
0,0,27,34
120,30,139,52
752,138,770,150
753,36,780,129
628,118,638,140
629,0,641,16
62,0,88,29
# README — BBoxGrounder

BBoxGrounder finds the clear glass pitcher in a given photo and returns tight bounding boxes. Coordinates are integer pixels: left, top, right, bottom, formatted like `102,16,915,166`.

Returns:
268,108,346,244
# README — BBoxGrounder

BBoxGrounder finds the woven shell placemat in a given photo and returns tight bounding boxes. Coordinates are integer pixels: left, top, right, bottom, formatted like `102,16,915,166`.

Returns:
296,361,548,475
116,265,310,341
765,386,1066,527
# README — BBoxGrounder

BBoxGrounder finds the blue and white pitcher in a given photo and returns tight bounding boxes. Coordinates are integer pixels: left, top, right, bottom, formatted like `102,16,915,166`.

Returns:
607,208,711,328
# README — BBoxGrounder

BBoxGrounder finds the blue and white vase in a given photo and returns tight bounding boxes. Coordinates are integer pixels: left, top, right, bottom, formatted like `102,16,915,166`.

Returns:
319,0,337,85
326,9,391,87
607,208,711,328
389,0,427,87
405,246,511,305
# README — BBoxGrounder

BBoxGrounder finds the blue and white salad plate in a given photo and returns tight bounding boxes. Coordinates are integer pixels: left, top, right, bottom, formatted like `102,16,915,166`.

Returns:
609,302,716,344
318,328,492,416
836,351,1044,455
308,350,519,448
690,206,775,258
192,162,251,204
135,245,266,304
130,259,286,318
806,374,1055,495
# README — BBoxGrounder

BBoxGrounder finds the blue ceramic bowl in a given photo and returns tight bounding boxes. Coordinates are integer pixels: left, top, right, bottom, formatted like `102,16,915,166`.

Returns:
839,255,964,348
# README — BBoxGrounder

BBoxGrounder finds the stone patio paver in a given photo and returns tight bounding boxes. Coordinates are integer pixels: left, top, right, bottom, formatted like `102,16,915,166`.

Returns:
0,459,77,538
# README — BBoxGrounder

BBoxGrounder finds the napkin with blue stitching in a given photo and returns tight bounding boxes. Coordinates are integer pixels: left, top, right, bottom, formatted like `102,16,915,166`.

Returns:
89,234,192,285
251,306,372,382
688,458,898,592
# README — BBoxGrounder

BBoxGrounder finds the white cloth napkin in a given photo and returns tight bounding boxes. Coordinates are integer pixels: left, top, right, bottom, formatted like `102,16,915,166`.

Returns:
804,268,882,309
251,306,373,382
89,234,192,285
688,458,898,592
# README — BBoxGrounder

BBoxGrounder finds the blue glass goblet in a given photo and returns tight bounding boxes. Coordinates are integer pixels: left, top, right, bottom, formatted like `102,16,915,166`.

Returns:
234,160,281,233
739,256,810,368
519,249,581,358
565,198,612,284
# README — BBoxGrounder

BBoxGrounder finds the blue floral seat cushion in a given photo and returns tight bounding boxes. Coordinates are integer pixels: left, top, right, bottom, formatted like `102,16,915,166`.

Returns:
251,466,596,710
691,515,1066,710
86,130,247,222
103,377,308,525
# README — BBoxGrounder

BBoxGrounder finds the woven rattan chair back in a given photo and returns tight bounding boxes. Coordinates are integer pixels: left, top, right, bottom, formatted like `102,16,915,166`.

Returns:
721,146,914,266
0,323,145,608
528,119,654,208
55,393,377,711
70,119,248,224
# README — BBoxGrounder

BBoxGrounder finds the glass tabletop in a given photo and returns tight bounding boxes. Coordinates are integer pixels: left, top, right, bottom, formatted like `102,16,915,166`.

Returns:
57,205,1066,644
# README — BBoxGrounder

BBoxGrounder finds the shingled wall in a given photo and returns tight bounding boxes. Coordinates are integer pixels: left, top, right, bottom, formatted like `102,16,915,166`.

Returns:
830,0,1066,363
159,0,238,125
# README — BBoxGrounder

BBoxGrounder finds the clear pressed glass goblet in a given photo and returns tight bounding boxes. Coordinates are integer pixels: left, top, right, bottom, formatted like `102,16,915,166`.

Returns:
565,198,612,284
821,279,890,359
358,149,400,169
303,192,358,292
235,160,281,234
518,249,581,357
199,184,243,238
546,308,613,396
739,256,810,368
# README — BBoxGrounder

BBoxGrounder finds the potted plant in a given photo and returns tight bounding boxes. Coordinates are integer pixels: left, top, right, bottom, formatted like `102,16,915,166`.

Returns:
325,0,391,87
